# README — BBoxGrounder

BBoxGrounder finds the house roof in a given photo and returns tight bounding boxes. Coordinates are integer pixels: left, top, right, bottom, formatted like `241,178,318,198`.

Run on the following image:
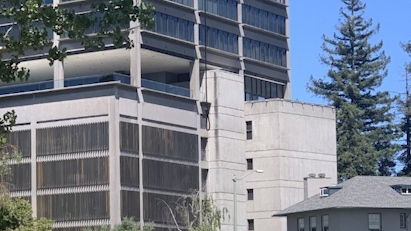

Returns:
274,176,411,216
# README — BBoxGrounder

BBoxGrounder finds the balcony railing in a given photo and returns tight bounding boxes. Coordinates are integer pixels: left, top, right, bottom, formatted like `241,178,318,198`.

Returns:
0,73,192,98
141,79,191,98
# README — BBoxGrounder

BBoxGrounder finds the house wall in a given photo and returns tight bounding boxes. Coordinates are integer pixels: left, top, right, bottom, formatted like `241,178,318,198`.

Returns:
244,100,337,231
287,208,411,231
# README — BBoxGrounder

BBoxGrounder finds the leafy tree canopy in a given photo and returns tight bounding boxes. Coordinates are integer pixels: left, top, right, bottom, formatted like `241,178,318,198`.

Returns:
0,195,52,231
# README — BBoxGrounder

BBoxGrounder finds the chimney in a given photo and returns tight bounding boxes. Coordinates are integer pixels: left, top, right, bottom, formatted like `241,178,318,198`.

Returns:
304,174,332,199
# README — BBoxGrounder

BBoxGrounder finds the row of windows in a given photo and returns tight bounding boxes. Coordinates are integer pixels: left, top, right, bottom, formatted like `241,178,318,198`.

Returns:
153,12,195,42
296,213,406,231
242,4,286,35
245,76,285,101
199,25,238,54
298,215,328,231
199,0,238,20
169,0,194,7
243,38,287,67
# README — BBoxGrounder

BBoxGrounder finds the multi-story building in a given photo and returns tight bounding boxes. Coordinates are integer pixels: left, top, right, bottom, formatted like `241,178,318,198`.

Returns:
0,0,337,231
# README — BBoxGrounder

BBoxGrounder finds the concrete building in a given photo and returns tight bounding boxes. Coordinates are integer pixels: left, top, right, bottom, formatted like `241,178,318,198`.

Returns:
0,0,337,231
244,100,337,231
275,176,411,231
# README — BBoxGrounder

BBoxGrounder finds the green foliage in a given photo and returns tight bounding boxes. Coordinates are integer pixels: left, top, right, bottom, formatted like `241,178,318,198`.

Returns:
397,48,411,176
308,0,401,181
83,217,154,231
0,195,53,231
175,191,228,231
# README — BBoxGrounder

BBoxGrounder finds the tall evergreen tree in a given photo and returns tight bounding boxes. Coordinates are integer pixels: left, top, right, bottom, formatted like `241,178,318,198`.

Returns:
397,49,411,176
308,0,401,181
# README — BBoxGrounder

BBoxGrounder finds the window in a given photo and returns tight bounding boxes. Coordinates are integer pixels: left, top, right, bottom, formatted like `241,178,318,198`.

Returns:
248,219,254,230
369,214,381,231
401,187,411,195
169,0,194,7
152,12,194,42
298,218,305,231
310,216,317,231
247,189,254,200
199,25,238,54
246,121,252,140
242,4,286,35
321,215,329,231
243,38,287,66
247,159,253,170
244,76,285,101
199,0,238,20
400,213,406,228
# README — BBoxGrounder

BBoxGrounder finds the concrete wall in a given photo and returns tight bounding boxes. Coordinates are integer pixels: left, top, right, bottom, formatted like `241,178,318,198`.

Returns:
0,84,201,230
202,70,246,231
287,208,411,231
244,100,337,231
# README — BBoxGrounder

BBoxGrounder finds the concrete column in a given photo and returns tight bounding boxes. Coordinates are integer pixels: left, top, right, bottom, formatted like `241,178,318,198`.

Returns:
191,1,200,100
53,0,64,89
30,118,37,217
284,0,291,100
190,60,200,99
238,0,244,77
109,96,121,225
130,0,142,87
205,70,246,231
137,89,144,228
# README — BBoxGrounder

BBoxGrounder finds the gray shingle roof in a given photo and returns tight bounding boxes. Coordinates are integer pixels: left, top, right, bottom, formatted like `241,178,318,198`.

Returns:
274,176,411,216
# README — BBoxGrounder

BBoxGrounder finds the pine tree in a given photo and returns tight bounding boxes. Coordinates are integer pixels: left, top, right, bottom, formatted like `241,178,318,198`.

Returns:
397,56,411,176
308,0,401,181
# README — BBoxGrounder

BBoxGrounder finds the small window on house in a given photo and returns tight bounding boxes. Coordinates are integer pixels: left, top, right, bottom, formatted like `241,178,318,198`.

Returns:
248,219,254,230
247,159,253,170
322,215,329,231
247,189,254,200
246,121,252,140
310,216,317,231
368,214,381,231
401,187,411,195
400,213,406,228
298,218,305,231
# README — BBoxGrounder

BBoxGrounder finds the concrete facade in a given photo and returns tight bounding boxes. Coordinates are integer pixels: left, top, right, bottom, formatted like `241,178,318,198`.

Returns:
244,100,337,231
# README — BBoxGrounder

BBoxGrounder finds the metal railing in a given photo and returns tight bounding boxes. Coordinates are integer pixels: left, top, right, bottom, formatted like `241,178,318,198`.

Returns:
0,73,192,98
141,78,191,98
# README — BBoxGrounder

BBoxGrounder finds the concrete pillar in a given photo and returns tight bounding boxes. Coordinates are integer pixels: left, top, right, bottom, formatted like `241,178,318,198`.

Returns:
137,89,144,228
30,118,37,217
109,96,121,225
190,60,200,99
130,0,142,87
191,1,200,100
284,0,291,100
53,0,64,89
205,70,246,231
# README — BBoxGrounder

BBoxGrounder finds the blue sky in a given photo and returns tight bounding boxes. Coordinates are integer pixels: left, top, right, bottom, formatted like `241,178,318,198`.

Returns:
289,0,411,105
